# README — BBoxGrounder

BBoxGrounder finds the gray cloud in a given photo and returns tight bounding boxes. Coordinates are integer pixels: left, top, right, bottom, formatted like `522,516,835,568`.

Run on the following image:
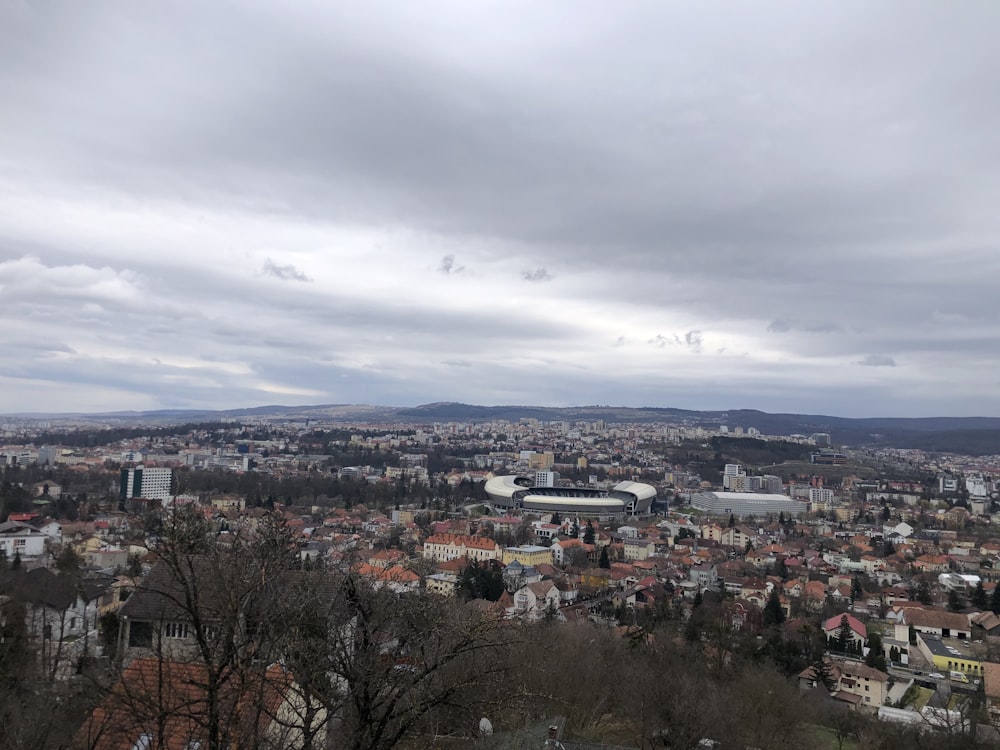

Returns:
647,331,702,352
522,268,553,282
439,254,465,274
261,258,312,282
858,354,897,368
767,319,792,333
0,2,999,416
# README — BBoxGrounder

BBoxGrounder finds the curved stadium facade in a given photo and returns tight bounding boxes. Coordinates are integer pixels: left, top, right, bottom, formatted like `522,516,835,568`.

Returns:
484,475,656,517
691,491,808,518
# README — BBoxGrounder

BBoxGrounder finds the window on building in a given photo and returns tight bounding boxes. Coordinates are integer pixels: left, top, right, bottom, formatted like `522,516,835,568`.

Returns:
132,733,153,750
14,539,25,548
164,622,188,639
129,621,153,648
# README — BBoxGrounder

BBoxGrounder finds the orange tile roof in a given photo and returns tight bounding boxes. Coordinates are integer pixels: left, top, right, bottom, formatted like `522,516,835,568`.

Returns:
76,658,294,750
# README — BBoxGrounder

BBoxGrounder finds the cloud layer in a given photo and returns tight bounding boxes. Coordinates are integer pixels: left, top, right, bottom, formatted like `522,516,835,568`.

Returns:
1,2,998,417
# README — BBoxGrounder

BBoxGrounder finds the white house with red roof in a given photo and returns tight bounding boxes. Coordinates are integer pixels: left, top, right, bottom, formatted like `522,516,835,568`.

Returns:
823,613,868,652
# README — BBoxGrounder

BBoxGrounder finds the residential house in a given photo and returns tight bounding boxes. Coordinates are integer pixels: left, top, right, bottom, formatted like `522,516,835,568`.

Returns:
503,560,541,591
511,580,561,621
799,657,889,709
426,572,459,597
75,658,320,750
1,567,104,679
720,526,755,549
552,538,593,566
823,613,867,653
622,537,655,562
118,558,233,662
0,520,50,560
688,563,718,591
801,580,828,613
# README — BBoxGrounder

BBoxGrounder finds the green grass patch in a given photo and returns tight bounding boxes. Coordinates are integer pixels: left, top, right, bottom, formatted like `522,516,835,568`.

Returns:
804,724,860,750
911,687,934,710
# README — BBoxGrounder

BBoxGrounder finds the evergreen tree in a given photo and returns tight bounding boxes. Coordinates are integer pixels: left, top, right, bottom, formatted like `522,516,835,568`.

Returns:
598,546,610,569
550,512,561,525
836,615,853,653
972,581,988,609
865,631,886,671
728,513,736,528
947,588,965,612
889,645,901,664
811,654,836,692
763,590,785,627
916,580,933,605
583,521,596,545
991,582,1000,615
850,577,863,602
457,560,505,602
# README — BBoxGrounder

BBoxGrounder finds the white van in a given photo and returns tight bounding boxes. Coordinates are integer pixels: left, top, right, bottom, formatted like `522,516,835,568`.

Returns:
950,670,970,684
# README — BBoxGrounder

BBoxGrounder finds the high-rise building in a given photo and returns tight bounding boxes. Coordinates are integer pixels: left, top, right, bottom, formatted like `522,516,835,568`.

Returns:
120,466,173,501
534,470,557,488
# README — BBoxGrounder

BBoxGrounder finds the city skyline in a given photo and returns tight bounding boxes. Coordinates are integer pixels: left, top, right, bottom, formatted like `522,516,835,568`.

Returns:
2,2,999,418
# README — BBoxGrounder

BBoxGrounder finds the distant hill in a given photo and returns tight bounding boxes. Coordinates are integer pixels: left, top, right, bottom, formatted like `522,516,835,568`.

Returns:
6,401,1000,455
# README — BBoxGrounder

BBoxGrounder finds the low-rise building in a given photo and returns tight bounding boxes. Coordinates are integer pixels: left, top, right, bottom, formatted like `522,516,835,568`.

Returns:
915,633,984,679
422,533,501,563
502,545,554,567
0,521,49,559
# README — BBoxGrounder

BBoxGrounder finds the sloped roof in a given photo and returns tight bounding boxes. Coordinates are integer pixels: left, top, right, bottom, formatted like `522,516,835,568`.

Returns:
822,613,867,639
900,607,970,631
76,658,294,750
983,661,1000,701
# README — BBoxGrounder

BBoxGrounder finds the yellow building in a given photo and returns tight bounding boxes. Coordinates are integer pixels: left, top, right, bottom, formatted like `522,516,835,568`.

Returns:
917,633,983,678
502,545,554,567
528,452,555,470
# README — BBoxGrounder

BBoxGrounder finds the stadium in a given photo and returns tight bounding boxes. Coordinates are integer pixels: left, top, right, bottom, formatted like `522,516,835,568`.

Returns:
484,475,656,517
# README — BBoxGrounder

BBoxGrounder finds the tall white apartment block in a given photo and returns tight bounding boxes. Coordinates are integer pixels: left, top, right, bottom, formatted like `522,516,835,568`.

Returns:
120,465,173,501
534,470,556,488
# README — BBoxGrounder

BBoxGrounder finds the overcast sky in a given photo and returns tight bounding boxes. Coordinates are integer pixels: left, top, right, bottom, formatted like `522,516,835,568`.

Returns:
1,2,998,418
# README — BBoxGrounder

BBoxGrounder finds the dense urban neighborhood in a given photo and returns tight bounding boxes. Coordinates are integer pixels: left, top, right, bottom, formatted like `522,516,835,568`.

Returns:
3,411,1000,749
